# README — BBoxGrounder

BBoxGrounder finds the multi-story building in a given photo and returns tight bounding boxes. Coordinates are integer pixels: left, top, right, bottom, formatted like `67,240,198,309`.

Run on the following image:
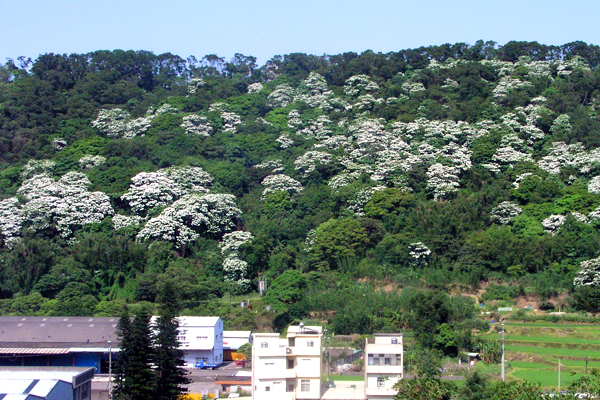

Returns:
252,324,322,400
364,333,403,400
174,316,224,367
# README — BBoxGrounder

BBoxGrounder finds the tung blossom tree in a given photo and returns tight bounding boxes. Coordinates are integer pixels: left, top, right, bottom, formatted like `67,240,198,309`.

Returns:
219,231,254,292
574,257,600,286
426,164,461,200
15,171,113,239
0,197,25,247
490,202,523,224
180,114,213,137
261,175,303,199
137,193,242,247
121,167,213,215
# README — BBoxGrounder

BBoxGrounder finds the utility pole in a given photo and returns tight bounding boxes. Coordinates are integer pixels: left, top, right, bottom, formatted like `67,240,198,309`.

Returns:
558,358,561,393
108,335,112,399
586,356,589,375
501,319,505,382
324,326,329,382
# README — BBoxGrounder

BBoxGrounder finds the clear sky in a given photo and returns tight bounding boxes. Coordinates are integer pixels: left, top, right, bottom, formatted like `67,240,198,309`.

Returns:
1,0,599,66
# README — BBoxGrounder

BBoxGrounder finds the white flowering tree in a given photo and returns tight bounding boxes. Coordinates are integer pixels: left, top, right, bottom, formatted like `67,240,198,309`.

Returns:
267,84,296,108
112,214,144,230
247,82,263,94
490,201,523,224
180,114,213,137
79,155,106,170
574,257,600,286
16,171,113,239
137,193,242,247
121,172,182,215
121,167,213,215
344,75,380,97
0,197,25,247
53,138,67,150
542,214,566,235
261,175,303,199
187,77,205,94
91,105,177,139
409,242,431,266
22,159,56,179
589,176,600,194
219,231,254,292
294,151,333,177
426,164,461,200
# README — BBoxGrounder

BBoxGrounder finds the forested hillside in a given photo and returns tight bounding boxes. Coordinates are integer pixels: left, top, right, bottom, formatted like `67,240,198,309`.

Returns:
2,40,600,334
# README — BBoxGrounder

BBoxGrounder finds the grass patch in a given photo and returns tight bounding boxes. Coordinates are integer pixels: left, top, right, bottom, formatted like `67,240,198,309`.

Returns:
506,345,600,358
510,367,582,388
508,361,552,369
328,375,364,381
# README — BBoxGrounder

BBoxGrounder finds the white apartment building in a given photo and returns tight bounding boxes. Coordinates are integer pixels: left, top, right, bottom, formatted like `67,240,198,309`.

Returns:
252,324,322,400
364,333,403,400
174,316,224,367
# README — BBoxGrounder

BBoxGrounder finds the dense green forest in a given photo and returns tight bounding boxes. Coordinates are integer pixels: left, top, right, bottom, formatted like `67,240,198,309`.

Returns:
2,40,600,343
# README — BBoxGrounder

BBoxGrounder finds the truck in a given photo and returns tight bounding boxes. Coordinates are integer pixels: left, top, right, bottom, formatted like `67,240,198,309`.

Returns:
194,359,218,370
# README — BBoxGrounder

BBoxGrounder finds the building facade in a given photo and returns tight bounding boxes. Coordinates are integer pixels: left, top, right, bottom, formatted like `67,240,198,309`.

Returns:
223,330,252,361
176,316,224,367
252,325,322,400
364,333,403,400
0,315,225,372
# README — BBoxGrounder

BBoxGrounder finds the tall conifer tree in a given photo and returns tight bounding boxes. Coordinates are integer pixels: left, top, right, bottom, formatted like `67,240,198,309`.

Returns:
112,308,131,400
114,307,156,400
155,280,191,400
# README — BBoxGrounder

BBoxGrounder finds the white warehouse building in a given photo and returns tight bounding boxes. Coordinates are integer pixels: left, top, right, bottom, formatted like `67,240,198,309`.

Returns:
174,316,224,367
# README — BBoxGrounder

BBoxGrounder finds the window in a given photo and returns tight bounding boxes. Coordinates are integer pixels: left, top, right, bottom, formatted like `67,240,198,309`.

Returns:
287,384,295,392
391,338,398,344
307,340,314,347
385,357,391,366
197,336,208,340
261,342,268,348
265,386,270,392
288,337,295,347
287,359,294,369
301,380,310,392
377,376,386,388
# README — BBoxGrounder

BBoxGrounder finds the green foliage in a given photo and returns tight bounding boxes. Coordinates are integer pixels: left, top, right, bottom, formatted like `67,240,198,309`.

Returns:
237,342,252,360
312,218,369,269
264,270,308,313
3,44,600,353
394,376,455,400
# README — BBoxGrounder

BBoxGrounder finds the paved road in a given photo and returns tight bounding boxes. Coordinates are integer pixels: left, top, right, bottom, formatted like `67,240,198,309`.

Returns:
185,361,250,394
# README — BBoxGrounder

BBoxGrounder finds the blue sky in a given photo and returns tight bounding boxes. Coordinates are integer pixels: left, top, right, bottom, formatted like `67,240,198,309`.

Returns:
2,0,599,66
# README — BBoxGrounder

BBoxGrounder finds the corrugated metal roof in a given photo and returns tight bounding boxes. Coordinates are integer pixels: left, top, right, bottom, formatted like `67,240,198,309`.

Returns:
0,316,118,346
0,348,70,355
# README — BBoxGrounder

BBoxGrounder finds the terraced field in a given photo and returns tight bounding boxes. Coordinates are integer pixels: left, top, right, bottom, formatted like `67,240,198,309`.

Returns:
477,320,600,389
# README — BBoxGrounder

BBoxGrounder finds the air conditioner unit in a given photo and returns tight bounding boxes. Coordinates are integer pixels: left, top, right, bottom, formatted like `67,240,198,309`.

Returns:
286,348,292,354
